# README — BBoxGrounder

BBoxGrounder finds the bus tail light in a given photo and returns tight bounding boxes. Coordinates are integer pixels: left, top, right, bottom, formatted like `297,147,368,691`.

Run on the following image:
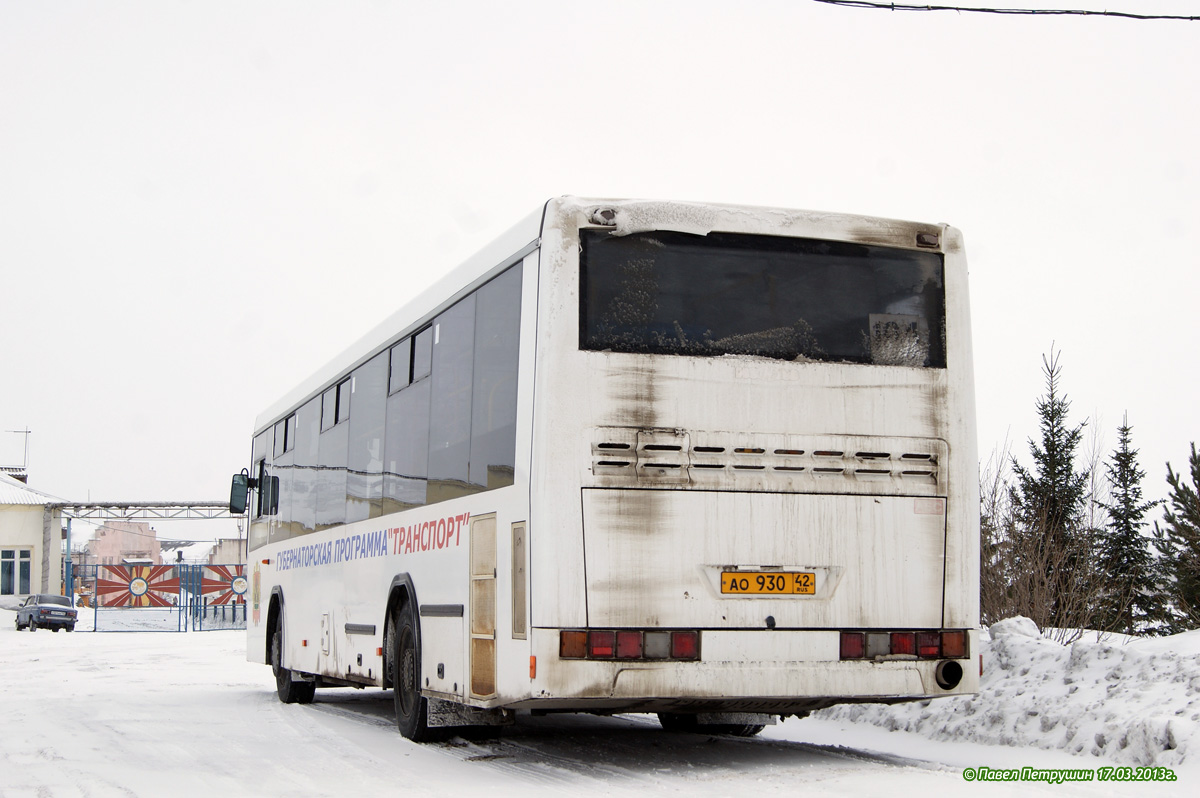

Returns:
840,632,865,659
530,656,537,679
588,631,616,658
890,632,916,657
616,631,643,659
839,629,970,661
559,630,587,659
670,631,699,660
559,629,701,661
941,630,967,658
644,631,671,659
917,632,941,658
866,632,890,658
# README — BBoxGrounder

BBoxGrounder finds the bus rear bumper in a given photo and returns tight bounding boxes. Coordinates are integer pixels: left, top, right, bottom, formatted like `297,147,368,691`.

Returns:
518,628,979,714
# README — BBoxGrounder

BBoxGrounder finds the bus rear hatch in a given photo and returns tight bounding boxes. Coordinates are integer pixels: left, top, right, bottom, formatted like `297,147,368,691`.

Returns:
580,489,946,630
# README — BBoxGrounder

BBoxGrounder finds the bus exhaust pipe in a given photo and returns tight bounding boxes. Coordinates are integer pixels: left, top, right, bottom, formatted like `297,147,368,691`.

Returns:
935,660,964,690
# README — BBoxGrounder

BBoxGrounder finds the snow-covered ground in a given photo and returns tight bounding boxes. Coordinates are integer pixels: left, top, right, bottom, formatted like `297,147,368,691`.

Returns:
817,617,1200,768
2,609,1197,797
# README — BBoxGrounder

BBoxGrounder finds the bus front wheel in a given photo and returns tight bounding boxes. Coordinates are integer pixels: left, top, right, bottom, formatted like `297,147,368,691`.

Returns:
390,600,447,742
271,620,315,705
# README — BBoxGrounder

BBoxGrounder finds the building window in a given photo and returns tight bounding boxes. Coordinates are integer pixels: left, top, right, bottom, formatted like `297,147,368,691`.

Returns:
1,549,31,595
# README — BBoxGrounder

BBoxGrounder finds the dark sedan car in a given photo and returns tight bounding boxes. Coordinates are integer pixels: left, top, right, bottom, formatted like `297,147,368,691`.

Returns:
15,594,77,632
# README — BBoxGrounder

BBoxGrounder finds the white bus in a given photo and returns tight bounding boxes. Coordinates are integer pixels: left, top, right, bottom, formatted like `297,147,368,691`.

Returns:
232,197,979,741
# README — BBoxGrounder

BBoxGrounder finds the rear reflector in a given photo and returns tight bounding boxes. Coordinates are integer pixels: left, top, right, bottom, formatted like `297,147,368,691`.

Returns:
530,655,537,679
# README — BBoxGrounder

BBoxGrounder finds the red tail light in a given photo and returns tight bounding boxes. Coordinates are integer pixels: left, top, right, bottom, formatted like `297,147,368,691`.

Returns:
840,629,969,660
917,632,941,658
840,632,865,659
670,631,699,660
616,631,643,659
890,632,916,656
559,629,700,661
588,631,616,658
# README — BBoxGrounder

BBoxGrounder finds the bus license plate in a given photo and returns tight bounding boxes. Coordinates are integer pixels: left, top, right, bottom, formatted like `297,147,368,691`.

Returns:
721,571,815,595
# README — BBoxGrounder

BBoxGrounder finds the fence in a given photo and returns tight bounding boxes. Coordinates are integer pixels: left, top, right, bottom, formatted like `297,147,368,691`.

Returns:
73,563,248,632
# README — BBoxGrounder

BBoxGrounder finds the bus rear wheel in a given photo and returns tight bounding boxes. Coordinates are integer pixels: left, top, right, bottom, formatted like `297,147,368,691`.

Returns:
390,601,448,742
271,620,315,705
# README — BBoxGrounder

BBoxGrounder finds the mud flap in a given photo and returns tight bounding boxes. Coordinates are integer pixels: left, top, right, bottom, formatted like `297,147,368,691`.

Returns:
426,697,514,728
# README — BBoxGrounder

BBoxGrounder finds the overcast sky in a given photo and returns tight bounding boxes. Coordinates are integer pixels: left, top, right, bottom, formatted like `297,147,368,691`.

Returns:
2,1,1197,544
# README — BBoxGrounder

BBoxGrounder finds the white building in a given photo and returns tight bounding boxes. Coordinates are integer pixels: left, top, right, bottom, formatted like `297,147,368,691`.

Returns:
0,473,65,598
206,538,246,565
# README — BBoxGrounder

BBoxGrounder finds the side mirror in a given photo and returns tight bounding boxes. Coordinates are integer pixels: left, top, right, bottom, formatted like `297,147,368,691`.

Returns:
229,472,249,515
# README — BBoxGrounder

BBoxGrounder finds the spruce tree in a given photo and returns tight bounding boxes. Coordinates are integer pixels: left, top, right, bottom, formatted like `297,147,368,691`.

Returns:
1008,349,1089,628
1153,443,1200,633
1097,416,1159,634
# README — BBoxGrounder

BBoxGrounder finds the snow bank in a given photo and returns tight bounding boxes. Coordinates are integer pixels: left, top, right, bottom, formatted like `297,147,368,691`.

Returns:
816,617,1200,766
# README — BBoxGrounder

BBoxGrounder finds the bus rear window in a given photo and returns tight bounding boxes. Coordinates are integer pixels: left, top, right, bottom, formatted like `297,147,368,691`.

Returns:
579,229,945,368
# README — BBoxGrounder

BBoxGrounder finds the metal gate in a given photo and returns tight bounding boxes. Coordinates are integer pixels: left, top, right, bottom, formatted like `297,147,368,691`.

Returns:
74,563,247,632
183,564,249,631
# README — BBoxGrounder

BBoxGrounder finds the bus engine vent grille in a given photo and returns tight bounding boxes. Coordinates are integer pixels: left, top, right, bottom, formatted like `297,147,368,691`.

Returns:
590,429,945,495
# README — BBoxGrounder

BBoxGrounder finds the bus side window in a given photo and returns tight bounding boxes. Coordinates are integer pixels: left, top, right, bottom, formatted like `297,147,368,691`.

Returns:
412,326,433,382
256,460,279,517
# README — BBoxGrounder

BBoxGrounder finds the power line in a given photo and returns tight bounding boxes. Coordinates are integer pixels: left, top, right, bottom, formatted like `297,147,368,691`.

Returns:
810,0,1200,21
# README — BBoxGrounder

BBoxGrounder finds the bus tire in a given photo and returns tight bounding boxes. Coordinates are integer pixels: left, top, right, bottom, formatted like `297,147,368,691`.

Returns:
271,619,316,705
390,601,448,742
656,712,698,733
657,713,765,737
715,723,766,737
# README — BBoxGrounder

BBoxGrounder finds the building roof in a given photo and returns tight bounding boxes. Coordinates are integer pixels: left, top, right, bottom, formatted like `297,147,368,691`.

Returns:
0,472,68,506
